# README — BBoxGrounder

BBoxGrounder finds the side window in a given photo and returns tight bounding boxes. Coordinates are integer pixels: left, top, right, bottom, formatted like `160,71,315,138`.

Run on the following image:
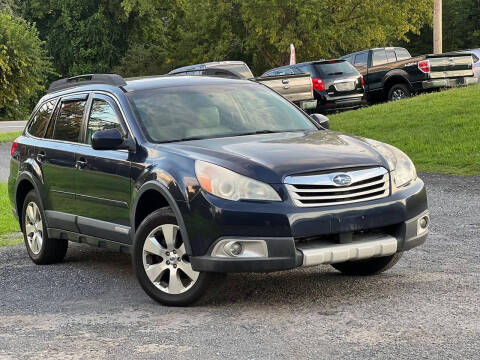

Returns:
86,98,126,145
395,48,411,61
354,53,368,67
51,99,86,142
372,50,388,66
386,49,397,63
276,68,294,75
262,70,275,77
28,100,56,138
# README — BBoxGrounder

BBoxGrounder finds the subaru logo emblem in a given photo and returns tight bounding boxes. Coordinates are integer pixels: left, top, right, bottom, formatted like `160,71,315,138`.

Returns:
333,174,352,187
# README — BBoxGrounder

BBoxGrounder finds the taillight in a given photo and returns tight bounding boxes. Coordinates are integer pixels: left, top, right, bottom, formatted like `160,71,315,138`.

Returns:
418,60,431,73
11,141,18,157
360,76,365,87
312,78,325,91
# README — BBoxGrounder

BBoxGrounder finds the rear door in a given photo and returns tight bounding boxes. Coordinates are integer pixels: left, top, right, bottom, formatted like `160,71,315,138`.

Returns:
74,93,132,243
40,94,87,231
367,49,393,93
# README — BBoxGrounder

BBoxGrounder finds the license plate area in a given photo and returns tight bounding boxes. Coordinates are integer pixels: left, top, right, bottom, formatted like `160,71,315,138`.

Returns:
334,81,355,92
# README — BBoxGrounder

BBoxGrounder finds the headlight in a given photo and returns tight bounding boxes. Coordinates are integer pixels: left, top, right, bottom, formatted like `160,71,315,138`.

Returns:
195,160,281,201
367,140,417,188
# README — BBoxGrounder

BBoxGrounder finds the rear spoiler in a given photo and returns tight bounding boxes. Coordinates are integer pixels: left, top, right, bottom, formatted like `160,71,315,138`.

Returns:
256,73,312,81
310,59,346,65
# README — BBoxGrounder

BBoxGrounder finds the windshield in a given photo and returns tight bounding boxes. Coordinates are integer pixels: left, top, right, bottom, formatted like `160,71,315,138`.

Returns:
313,61,358,77
127,83,316,143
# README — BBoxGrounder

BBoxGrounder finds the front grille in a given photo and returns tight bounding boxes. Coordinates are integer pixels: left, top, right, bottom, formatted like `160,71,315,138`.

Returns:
285,167,390,207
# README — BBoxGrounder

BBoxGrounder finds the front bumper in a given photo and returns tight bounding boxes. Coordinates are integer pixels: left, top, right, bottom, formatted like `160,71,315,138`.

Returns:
422,76,477,89
188,178,429,273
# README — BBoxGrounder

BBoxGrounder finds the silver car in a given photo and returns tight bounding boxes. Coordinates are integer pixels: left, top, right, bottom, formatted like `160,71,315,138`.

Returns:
457,49,480,82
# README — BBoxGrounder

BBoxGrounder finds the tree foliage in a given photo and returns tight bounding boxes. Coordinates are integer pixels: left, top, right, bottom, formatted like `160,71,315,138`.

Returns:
21,0,130,76
405,0,480,55
0,10,54,119
116,0,434,76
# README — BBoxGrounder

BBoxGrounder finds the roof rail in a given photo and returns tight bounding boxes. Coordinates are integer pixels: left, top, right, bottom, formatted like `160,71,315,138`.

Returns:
47,74,127,94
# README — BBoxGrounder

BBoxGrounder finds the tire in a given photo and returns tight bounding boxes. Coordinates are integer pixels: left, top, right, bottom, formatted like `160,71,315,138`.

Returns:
387,83,411,101
331,252,403,276
132,207,218,306
22,190,68,265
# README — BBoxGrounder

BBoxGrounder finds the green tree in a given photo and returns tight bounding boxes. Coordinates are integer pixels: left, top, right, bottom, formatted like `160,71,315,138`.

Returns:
115,0,434,76
0,11,54,119
405,0,480,55
22,0,130,76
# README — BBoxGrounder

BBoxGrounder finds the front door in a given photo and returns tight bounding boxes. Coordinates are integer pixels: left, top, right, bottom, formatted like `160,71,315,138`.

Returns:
74,93,132,243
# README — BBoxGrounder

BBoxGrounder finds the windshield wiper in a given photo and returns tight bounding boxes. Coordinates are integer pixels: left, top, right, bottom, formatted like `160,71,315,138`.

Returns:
328,72,343,75
159,130,305,143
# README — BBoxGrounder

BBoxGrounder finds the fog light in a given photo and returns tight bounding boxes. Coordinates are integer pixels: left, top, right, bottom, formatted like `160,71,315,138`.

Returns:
419,217,428,229
224,241,243,257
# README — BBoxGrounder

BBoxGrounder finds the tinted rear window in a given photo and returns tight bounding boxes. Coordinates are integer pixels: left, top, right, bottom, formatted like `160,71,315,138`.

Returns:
313,61,358,77
28,100,56,138
51,100,86,142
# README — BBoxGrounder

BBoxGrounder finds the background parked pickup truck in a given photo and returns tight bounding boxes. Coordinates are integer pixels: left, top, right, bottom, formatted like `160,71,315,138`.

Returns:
342,47,476,102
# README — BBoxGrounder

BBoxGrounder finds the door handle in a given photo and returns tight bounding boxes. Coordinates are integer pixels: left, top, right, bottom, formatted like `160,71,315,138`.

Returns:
36,151,46,163
282,79,289,84
76,157,88,169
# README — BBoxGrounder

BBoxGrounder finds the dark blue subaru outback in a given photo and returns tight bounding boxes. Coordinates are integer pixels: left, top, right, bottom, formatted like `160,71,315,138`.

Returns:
8,74,429,306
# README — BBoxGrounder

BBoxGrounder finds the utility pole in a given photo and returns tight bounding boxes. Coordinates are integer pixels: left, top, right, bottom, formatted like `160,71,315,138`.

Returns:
433,0,442,53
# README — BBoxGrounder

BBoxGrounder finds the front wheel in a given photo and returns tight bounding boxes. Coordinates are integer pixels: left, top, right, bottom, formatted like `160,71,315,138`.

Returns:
132,207,218,306
331,252,403,276
387,83,411,101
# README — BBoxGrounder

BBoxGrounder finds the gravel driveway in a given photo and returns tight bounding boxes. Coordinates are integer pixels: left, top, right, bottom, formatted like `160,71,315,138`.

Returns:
0,173,479,359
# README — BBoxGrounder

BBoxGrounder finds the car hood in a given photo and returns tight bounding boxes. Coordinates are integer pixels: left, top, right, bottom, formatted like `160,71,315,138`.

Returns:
164,130,389,183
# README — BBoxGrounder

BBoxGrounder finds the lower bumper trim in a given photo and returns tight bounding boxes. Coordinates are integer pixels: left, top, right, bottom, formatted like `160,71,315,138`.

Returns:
422,76,477,89
297,234,398,267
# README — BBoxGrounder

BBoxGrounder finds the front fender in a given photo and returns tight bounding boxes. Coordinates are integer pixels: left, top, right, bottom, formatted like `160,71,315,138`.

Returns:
131,180,193,255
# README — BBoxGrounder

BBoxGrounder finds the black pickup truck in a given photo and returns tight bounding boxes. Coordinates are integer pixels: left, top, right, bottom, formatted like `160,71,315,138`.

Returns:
341,47,476,102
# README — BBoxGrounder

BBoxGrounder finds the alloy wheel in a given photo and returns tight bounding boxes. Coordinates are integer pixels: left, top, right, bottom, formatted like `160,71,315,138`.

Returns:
142,224,199,294
25,202,43,255
391,89,407,101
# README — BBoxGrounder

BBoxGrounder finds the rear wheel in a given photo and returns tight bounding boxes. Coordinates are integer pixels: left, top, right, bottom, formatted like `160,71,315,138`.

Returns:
22,190,68,264
331,252,403,276
133,207,218,306
387,83,411,101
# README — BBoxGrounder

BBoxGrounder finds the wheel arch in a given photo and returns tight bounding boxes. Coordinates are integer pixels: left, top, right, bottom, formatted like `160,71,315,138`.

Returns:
15,172,44,228
383,73,412,99
131,181,192,254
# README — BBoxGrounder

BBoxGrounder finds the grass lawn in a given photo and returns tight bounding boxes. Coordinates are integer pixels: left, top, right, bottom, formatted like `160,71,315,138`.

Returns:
0,182,21,247
330,85,480,175
0,131,22,143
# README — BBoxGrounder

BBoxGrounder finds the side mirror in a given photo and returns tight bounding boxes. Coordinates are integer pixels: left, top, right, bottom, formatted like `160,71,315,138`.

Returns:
92,129,130,151
310,113,330,129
